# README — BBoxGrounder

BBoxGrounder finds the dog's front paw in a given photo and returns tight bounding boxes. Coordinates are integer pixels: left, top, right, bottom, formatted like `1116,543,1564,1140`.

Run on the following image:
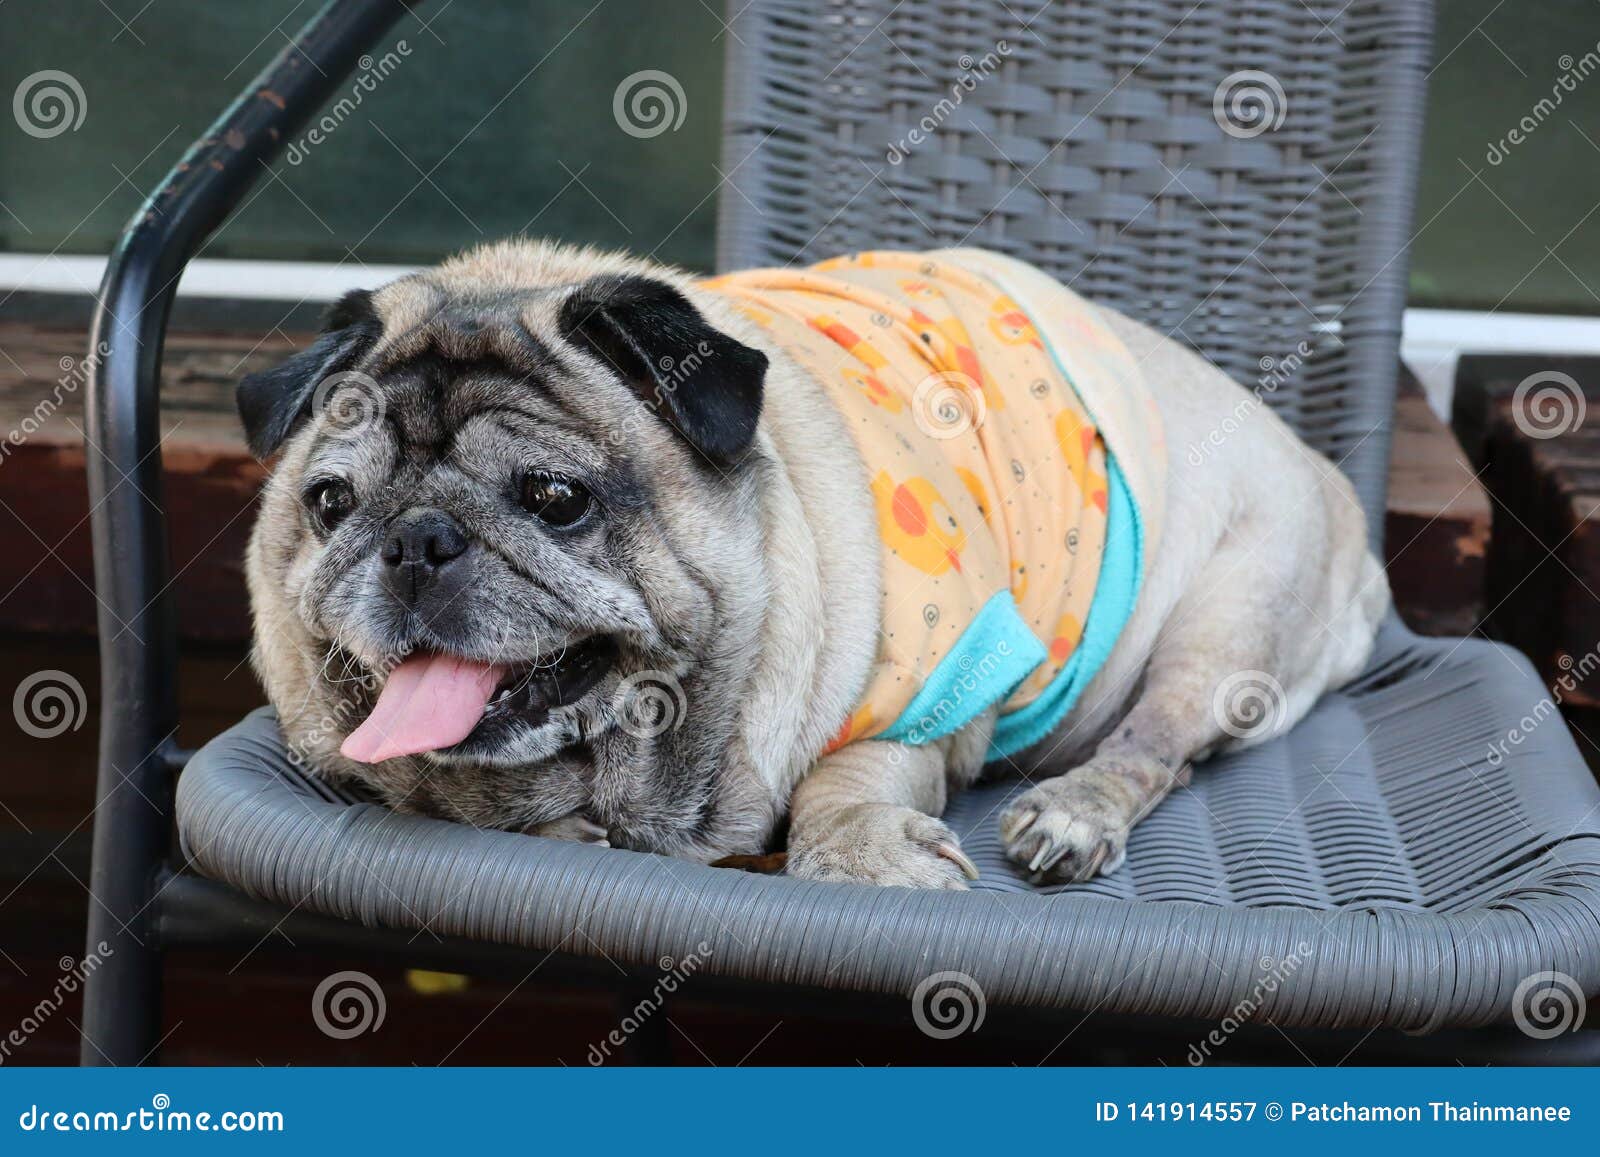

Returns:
1000,770,1134,883
787,804,980,889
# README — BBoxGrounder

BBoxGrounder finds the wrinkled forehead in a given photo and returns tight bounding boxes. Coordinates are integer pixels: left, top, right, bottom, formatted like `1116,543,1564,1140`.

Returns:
361,274,581,371
298,330,624,491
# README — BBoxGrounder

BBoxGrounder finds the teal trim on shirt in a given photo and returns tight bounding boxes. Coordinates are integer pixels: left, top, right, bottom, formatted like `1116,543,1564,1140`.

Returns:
879,589,1047,745
987,457,1140,759
876,256,1150,758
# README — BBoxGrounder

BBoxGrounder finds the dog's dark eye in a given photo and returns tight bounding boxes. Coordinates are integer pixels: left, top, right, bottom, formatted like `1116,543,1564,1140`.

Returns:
306,479,356,533
519,472,591,527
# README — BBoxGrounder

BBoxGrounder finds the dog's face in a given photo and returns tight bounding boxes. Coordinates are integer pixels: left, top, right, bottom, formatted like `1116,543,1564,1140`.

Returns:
242,243,775,856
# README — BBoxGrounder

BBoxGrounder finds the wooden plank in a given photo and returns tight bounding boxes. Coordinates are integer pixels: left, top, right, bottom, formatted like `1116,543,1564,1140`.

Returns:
0,321,288,642
1383,366,1489,636
1461,353,1600,706
1452,354,1600,469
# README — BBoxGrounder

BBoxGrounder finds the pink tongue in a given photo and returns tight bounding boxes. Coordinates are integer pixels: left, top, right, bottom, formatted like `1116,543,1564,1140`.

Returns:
341,653,508,764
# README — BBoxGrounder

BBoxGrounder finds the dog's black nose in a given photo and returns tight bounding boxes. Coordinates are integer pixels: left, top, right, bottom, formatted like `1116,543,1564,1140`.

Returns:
382,508,469,603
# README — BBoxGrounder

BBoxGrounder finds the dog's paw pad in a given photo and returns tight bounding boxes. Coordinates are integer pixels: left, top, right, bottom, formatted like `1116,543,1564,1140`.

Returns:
787,805,978,890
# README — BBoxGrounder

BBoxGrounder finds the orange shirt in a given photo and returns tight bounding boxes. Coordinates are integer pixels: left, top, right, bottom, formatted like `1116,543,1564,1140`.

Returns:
705,250,1164,758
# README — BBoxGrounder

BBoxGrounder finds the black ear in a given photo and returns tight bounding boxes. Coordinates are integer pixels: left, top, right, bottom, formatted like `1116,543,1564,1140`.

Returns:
236,289,382,457
557,275,767,464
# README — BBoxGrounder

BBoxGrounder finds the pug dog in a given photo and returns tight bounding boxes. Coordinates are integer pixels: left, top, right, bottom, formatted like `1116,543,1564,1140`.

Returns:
240,239,1388,889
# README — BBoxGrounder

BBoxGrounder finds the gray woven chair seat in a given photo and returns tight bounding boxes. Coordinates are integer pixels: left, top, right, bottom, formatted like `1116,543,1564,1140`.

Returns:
176,617,1600,1031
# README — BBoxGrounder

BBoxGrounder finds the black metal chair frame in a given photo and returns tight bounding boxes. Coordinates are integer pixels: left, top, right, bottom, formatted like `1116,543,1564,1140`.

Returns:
81,0,420,1065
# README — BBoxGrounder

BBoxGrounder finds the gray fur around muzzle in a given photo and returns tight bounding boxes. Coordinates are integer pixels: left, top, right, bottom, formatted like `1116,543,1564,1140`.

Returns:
237,255,770,855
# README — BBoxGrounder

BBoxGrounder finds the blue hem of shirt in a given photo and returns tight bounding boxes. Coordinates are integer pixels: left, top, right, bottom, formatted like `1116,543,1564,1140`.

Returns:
878,589,1046,745
986,457,1140,759
877,256,1149,756
875,458,1141,755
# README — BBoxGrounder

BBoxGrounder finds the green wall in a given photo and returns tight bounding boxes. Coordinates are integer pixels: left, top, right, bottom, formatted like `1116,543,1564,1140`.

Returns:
3,0,1596,310
0,1,725,270
1412,0,1600,312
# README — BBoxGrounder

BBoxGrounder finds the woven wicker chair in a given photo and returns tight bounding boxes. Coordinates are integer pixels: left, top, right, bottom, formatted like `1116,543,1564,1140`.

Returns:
80,0,1600,1064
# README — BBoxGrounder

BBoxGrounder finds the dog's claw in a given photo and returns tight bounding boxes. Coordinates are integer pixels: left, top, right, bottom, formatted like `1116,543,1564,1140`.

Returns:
528,814,611,845
785,805,976,889
936,842,981,880
1001,805,1039,843
1032,840,1071,877
1001,775,1132,884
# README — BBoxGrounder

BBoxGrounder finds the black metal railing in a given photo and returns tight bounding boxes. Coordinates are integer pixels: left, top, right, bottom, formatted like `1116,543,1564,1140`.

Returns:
80,0,415,1066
